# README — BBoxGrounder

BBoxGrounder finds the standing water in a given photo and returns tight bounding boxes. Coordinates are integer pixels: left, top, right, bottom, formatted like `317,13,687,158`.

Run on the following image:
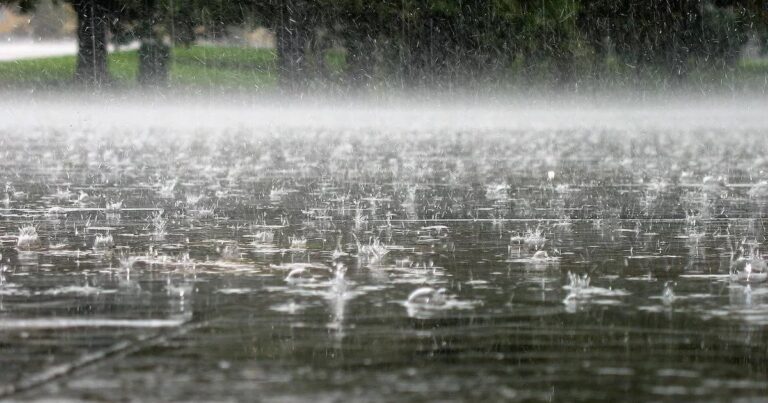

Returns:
1,97,768,401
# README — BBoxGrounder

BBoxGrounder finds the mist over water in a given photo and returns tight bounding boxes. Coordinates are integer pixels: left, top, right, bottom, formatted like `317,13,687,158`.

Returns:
1,93,768,401
3,93,768,132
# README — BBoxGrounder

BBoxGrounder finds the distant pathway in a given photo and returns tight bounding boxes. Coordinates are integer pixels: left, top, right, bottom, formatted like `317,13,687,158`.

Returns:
0,38,137,61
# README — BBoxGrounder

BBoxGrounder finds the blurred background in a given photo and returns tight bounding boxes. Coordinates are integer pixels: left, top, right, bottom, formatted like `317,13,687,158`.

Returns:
0,0,766,93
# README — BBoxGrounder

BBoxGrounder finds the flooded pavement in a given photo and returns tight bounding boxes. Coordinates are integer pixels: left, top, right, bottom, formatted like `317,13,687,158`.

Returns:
2,100,768,401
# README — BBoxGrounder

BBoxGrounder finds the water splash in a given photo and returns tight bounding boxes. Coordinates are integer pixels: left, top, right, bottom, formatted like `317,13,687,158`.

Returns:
16,226,40,250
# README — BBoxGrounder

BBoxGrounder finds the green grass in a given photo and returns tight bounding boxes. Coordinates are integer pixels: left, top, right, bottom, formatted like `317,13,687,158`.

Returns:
171,46,277,89
0,45,280,91
0,54,78,88
0,43,766,93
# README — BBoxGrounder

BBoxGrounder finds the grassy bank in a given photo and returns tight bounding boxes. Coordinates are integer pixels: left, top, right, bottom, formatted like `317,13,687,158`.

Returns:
0,45,281,91
0,44,766,93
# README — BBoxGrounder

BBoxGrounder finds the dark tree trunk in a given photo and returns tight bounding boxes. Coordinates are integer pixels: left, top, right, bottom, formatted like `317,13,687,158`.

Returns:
344,30,376,88
555,48,575,88
398,20,430,88
72,0,110,86
138,40,170,86
276,0,309,91
137,0,170,87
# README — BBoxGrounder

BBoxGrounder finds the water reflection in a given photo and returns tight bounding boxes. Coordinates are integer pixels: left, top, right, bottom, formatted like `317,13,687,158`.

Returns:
1,120,768,400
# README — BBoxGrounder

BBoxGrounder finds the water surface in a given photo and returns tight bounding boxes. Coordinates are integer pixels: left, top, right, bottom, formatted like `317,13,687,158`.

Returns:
1,100,768,401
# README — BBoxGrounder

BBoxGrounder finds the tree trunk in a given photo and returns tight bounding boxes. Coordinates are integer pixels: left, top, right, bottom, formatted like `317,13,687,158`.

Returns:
138,39,170,86
72,0,110,87
137,0,170,87
276,0,309,91
344,29,376,88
